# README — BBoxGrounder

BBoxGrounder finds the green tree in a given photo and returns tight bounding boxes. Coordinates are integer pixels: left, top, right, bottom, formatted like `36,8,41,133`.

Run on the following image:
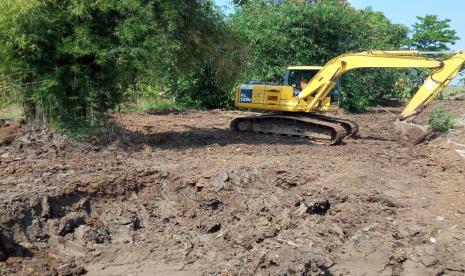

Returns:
230,1,409,112
408,14,460,51
0,0,228,126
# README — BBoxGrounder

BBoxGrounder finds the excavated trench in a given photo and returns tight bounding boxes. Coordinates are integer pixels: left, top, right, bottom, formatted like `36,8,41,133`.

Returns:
1,165,417,275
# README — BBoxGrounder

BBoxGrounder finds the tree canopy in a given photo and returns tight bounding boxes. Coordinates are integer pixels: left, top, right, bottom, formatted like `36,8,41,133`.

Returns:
408,14,460,51
230,1,409,111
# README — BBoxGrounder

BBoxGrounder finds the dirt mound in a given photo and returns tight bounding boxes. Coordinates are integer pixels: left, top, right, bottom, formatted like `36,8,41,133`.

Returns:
0,120,23,146
1,100,465,275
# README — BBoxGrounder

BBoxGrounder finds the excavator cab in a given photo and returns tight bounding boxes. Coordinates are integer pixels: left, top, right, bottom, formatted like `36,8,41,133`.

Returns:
284,66,320,93
284,67,341,105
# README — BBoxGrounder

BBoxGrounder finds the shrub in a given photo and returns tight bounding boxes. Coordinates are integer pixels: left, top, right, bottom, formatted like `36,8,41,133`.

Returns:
178,64,232,109
428,104,456,132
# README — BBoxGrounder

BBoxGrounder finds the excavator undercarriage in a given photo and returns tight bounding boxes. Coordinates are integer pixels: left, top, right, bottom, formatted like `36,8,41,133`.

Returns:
231,113,358,145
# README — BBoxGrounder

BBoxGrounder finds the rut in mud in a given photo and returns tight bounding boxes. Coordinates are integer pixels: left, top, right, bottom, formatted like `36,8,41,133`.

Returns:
1,100,465,275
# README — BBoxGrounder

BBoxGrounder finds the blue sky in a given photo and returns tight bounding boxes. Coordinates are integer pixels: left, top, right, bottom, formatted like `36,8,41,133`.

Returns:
214,0,465,51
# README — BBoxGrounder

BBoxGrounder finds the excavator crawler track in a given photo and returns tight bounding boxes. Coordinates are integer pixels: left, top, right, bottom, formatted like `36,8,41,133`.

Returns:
230,115,347,145
298,113,359,137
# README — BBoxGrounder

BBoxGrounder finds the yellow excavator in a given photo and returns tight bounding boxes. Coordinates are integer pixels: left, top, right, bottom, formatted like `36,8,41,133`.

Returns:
231,51,465,144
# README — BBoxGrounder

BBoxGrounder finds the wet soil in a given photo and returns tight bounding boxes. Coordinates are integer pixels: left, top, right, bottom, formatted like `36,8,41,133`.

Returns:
1,100,465,275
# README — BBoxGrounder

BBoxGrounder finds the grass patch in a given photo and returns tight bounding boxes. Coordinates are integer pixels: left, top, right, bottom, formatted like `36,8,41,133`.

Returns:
0,103,23,120
49,119,103,139
441,86,465,99
115,98,200,113
50,98,201,140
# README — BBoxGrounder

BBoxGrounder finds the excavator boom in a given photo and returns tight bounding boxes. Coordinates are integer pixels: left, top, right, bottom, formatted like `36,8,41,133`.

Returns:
298,51,465,119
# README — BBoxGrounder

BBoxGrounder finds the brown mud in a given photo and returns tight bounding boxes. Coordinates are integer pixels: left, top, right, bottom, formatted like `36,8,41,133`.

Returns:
1,100,465,275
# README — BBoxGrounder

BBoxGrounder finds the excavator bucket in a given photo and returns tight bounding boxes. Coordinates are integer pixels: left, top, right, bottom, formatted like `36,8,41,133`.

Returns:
394,120,432,144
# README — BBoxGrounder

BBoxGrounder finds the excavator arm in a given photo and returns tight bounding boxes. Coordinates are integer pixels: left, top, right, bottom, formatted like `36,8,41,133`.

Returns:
400,52,465,120
298,51,465,122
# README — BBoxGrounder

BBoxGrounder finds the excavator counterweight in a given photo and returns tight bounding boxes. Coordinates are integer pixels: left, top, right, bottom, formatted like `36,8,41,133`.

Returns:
232,51,465,144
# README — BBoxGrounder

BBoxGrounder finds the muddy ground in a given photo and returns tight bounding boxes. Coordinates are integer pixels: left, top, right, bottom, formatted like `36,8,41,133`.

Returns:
1,100,465,275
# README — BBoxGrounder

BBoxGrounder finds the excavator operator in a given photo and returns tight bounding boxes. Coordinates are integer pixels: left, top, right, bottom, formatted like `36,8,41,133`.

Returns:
300,78,309,91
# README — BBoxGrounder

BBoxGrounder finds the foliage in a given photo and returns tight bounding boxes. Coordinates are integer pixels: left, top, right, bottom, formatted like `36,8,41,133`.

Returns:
0,0,227,125
50,119,103,140
407,14,460,51
428,103,456,132
0,104,23,120
178,63,236,109
393,77,415,103
230,0,409,111
176,18,248,109
233,0,250,6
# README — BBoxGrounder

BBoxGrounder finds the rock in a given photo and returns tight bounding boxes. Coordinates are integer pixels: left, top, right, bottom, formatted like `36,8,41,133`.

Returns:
58,212,87,236
56,259,86,275
294,203,308,217
414,244,437,267
77,197,90,213
331,223,344,236
445,260,464,272
454,94,465,101
41,196,51,218
211,169,229,191
72,266,87,275
421,255,438,267
111,226,133,244
74,225,90,241
457,208,465,215
407,224,422,236
394,120,432,145
5,167,15,174
115,213,135,225
395,223,422,239
56,263,74,275
75,225,111,244
258,247,333,275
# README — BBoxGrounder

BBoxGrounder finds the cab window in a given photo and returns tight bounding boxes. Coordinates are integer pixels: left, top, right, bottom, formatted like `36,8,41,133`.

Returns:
286,70,318,91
